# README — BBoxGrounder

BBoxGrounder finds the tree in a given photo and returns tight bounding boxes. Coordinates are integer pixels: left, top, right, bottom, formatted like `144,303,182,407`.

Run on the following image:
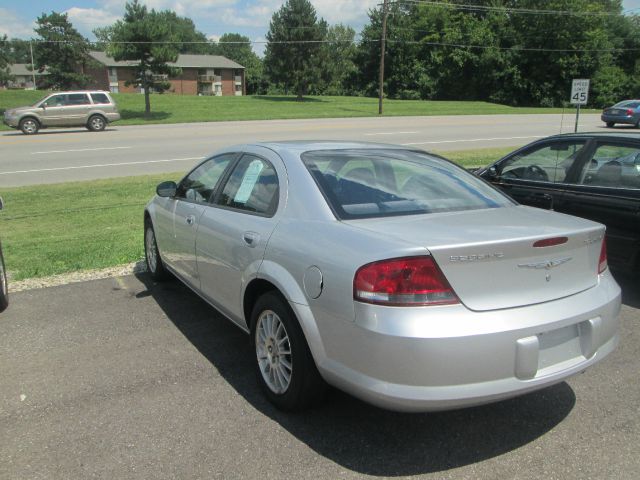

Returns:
354,0,640,107
4,38,32,64
213,33,267,94
33,11,90,89
99,0,181,116
320,24,358,95
0,35,14,87
155,11,212,54
264,0,328,100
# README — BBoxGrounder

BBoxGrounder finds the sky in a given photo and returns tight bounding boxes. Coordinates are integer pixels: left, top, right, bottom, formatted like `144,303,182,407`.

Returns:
1,0,639,55
0,0,379,55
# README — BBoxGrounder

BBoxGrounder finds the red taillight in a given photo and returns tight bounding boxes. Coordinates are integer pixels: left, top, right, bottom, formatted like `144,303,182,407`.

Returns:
598,238,608,274
353,256,459,306
533,236,568,248
626,109,634,116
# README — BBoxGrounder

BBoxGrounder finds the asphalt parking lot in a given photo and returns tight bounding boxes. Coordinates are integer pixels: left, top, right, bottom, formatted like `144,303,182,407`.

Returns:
1,273,639,479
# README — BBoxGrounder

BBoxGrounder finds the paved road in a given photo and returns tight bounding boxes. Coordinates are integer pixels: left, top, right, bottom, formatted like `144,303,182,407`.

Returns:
1,272,638,479
0,113,604,187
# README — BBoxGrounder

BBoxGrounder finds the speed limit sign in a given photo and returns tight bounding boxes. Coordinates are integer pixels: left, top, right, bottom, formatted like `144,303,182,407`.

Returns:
570,79,590,105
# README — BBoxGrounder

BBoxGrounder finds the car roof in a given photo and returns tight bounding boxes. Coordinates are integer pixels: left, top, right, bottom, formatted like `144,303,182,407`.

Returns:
49,90,110,95
250,140,418,156
537,131,640,141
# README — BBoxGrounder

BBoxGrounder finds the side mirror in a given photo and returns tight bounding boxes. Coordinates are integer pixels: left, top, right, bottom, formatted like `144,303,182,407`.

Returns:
156,181,177,198
484,166,499,180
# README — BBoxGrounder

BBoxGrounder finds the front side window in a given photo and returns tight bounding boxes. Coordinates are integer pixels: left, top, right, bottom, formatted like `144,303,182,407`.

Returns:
42,95,67,107
303,149,514,219
499,141,586,183
176,154,235,203
218,155,279,215
578,143,640,188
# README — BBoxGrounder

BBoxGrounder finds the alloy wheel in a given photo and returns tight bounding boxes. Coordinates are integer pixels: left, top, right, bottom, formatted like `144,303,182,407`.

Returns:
90,117,105,131
256,309,293,394
145,227,158,273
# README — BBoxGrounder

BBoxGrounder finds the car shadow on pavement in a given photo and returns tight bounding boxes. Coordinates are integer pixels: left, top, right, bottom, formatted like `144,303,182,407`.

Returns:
136,272,575,477
1,128,117,136
118,110,171,121
612,271,640,308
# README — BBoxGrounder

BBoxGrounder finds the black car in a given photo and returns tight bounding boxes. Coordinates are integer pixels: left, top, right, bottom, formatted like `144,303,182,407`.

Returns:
478,132,640,274
0,197,7,312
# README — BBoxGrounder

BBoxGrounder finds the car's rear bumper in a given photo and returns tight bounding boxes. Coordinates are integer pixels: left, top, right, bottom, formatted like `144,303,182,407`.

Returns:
601,113,639,125
105,112,121,123
308,270,621,412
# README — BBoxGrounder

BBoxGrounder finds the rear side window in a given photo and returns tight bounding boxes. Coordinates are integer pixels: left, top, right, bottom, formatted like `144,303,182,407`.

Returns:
67,93,90,105
217,155,279,216
577,143,640,188
302,149,513,219
90,93,110,104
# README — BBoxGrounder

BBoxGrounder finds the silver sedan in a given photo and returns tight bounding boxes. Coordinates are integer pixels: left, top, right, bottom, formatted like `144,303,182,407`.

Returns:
144,141,621,412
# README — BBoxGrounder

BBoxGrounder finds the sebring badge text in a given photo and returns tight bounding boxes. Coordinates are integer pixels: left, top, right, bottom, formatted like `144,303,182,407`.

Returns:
449,253,505,262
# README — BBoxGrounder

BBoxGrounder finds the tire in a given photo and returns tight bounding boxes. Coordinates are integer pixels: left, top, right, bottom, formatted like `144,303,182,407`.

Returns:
144,221,170,281
251,292,326,411
606,122,615,128
0,243,8,313
87,115,106,132
19,117,39,135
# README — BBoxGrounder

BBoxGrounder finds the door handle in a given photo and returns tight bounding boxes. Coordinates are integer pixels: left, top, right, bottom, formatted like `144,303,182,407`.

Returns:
185,214,196,225
242,231,260,247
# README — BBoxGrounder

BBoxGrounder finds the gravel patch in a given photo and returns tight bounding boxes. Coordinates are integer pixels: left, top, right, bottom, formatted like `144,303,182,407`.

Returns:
9,261,148,292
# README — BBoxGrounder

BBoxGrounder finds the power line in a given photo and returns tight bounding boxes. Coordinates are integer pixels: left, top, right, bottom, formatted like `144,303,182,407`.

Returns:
28,37,640,53
386,38,640,52
393,0,632,17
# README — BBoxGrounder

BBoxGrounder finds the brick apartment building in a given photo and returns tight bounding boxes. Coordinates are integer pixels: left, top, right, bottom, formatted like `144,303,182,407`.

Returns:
85,51,245,96
2,64,48,89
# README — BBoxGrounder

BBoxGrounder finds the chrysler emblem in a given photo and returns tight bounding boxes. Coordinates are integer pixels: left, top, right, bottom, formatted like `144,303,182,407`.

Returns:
517,257,572,270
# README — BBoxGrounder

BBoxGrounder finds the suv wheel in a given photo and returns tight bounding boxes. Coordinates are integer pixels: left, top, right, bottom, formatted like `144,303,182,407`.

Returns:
87,115,106,132
19,118,39,135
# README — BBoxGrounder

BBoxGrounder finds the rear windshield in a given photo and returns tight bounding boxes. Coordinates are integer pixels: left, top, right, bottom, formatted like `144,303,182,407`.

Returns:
302,149,514,219
613,101,640,108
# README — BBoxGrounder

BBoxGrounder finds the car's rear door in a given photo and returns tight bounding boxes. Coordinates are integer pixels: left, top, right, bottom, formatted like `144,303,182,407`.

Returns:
196,149,283,325
62,93,92,125
560,138,640,269
487,138,590,210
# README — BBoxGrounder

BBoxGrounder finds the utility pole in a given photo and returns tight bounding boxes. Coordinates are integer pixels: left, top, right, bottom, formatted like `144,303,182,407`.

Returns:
378,0,389,115
29,41,37,90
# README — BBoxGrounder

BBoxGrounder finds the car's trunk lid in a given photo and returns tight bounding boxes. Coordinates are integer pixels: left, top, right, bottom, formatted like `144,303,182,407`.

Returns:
345,206,605,311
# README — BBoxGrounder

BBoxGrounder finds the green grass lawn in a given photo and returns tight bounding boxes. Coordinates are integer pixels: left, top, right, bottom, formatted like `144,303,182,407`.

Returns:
0,90,592,130
0,146,511,281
